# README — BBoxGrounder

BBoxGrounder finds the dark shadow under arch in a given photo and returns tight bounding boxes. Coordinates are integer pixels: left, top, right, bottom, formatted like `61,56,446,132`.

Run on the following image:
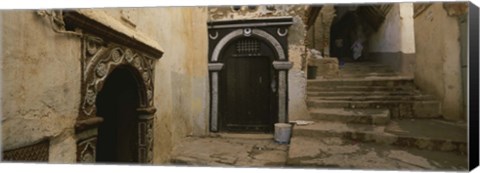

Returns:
95,65,142,163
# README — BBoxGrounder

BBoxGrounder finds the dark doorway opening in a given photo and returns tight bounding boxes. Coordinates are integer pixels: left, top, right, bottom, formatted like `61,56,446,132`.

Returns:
219,37,278,133
330,10,358,62
95,66,140,163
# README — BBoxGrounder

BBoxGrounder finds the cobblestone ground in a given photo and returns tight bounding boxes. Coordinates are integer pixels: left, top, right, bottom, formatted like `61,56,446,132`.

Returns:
287,136,468,171
170,134,467,171
170,135,288,167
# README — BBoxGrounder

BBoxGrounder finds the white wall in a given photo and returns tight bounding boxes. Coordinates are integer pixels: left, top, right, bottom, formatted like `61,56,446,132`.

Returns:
367,3,416,76
369,3,415,54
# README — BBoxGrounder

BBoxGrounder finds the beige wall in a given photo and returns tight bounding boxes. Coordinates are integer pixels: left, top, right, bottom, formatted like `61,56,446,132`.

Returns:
1,7,209,163
413,3,466,121
1,11,82,162
368,3,416,76
208,5,310,121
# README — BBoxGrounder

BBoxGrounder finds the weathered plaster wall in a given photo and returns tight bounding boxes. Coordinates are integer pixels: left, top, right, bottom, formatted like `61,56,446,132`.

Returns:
306,5,335,57
1,7,209,164
368,3,416,76
413,3,466,120
103,7,210,162
208,5,310,121
1,11,81,162
0,11,3,157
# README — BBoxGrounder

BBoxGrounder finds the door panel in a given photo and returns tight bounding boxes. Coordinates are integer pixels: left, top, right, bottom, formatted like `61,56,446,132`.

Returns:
225,56,271,131
219,38,276,132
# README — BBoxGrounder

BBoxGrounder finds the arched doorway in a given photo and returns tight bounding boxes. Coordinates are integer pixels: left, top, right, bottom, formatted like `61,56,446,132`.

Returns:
207,19,293,133
218,37,278,132
95,66,141,163
67,12,163,164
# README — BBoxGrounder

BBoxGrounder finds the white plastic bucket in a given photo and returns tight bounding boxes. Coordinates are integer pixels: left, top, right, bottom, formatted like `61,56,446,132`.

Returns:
274,123,292,144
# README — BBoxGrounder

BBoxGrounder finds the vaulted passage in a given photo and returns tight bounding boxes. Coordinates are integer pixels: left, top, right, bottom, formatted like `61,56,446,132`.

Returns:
95,66,140,163
219,38,278,132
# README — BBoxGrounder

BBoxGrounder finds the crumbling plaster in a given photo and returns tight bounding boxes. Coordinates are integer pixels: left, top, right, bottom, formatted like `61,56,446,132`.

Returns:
1,11,81,162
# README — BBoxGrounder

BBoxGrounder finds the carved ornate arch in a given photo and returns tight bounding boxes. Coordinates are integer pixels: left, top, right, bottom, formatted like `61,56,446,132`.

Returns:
63,10,163,164
80,35,155,119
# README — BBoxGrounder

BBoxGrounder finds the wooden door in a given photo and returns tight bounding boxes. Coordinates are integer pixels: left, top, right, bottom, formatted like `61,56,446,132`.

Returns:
219,38,276,132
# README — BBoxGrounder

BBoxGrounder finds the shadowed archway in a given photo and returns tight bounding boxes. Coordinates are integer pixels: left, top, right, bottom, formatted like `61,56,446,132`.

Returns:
95,66,141,163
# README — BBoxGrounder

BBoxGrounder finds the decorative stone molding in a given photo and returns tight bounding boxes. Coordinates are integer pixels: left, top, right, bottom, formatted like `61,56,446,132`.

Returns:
273,61,294,70
76,126,98,163
210,71,220,132
63,11,162,164
75,117,104,132
277,28,288,37
79,35,156,119
136,107,156,163
211,28,286,62
243,28,252,37
209,31,219,40
77,136,97,163
137,113,154,163
207,18,293,131
208,63,224,71
278,71,288,123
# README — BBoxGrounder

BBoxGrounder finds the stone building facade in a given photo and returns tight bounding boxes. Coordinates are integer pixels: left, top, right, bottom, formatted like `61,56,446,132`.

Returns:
305,2,468,121
1,7,210,163
207,5,311,131
1,5,313,164
0,2,470,166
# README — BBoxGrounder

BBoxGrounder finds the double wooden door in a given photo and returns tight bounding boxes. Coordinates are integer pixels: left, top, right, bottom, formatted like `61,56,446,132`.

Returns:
219,38,277,132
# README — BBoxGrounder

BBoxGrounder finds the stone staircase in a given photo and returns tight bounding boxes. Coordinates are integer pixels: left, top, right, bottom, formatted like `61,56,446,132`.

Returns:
287,62,468,170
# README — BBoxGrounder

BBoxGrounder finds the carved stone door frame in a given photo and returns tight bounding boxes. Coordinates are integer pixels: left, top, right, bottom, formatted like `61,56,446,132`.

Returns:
207,17,293,132
63,10,163,164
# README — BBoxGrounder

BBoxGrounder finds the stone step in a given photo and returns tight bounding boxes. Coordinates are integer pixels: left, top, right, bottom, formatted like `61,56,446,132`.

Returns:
337,72,399,78
307,90,419,97
307,94,436,101
291,119,467,154
309,108,390,125
307,76,414,87
307,85,416,92
286,136,468,170
306,100,441,119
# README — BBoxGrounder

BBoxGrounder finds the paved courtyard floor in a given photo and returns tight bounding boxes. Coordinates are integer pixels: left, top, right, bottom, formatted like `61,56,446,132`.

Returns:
169,133,468,171
170,134,289,167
